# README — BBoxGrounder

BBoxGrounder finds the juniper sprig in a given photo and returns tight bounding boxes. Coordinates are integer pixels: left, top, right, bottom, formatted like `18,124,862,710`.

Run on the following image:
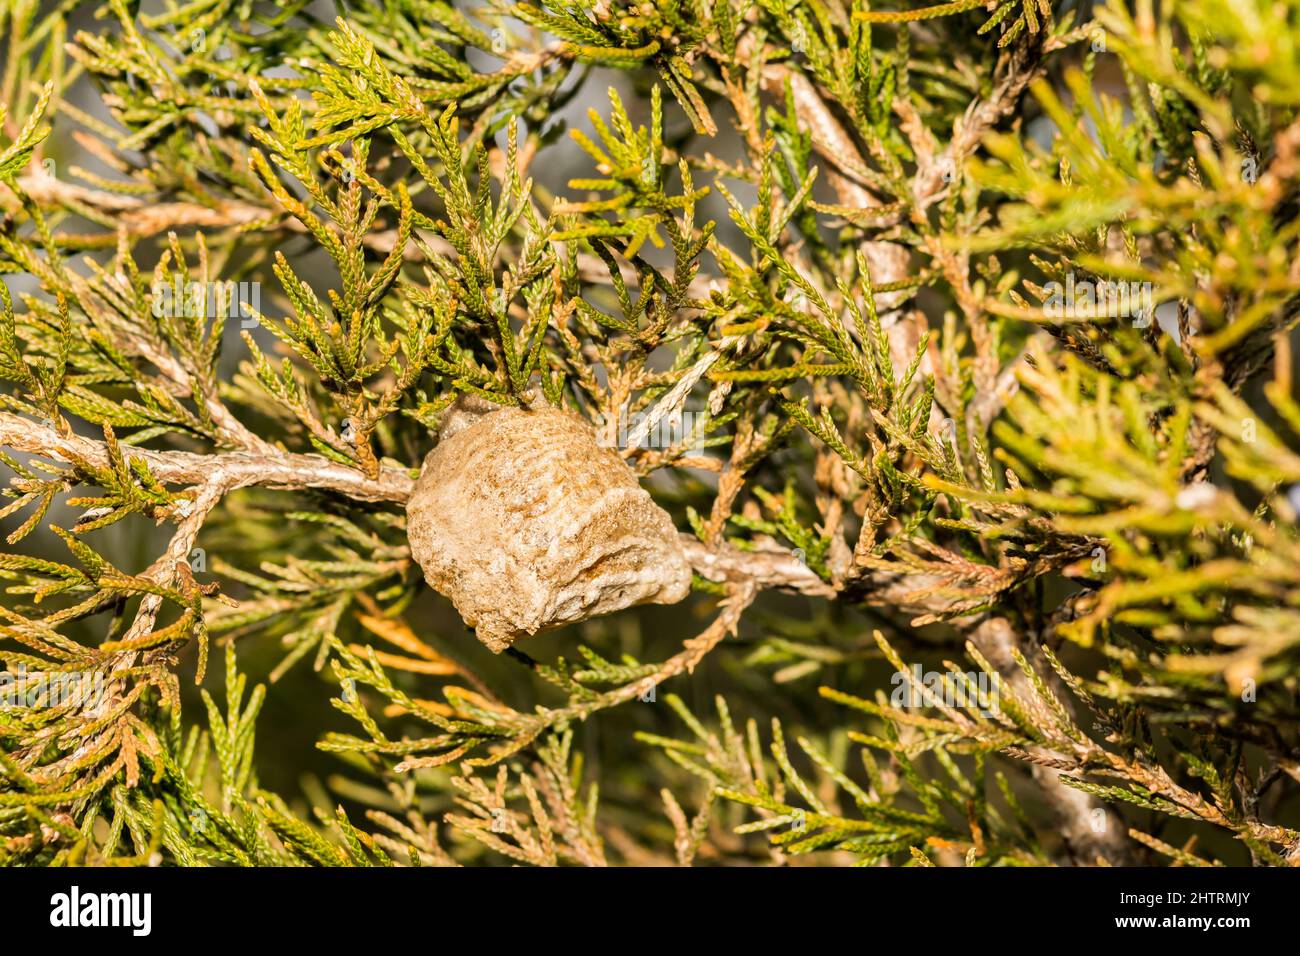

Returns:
0,0,1297,867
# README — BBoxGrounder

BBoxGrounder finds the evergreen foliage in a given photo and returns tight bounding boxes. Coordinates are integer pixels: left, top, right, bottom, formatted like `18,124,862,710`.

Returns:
0,0,1296,866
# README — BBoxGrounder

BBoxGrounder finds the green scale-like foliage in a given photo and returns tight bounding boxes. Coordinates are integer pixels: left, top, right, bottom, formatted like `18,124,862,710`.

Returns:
0,0,1295,866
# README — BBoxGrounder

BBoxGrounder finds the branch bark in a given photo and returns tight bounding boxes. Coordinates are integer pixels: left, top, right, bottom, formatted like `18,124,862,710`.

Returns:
0,412,415,504
960,615,1136,865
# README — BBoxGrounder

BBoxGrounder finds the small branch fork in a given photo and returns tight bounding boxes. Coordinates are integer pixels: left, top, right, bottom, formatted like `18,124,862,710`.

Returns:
0,411,416,504
0,410,418,725
535,579,759,735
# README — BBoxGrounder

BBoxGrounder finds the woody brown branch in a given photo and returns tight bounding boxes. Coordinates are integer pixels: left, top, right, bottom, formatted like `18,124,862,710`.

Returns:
959,615,1136,865
0,411,415,504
